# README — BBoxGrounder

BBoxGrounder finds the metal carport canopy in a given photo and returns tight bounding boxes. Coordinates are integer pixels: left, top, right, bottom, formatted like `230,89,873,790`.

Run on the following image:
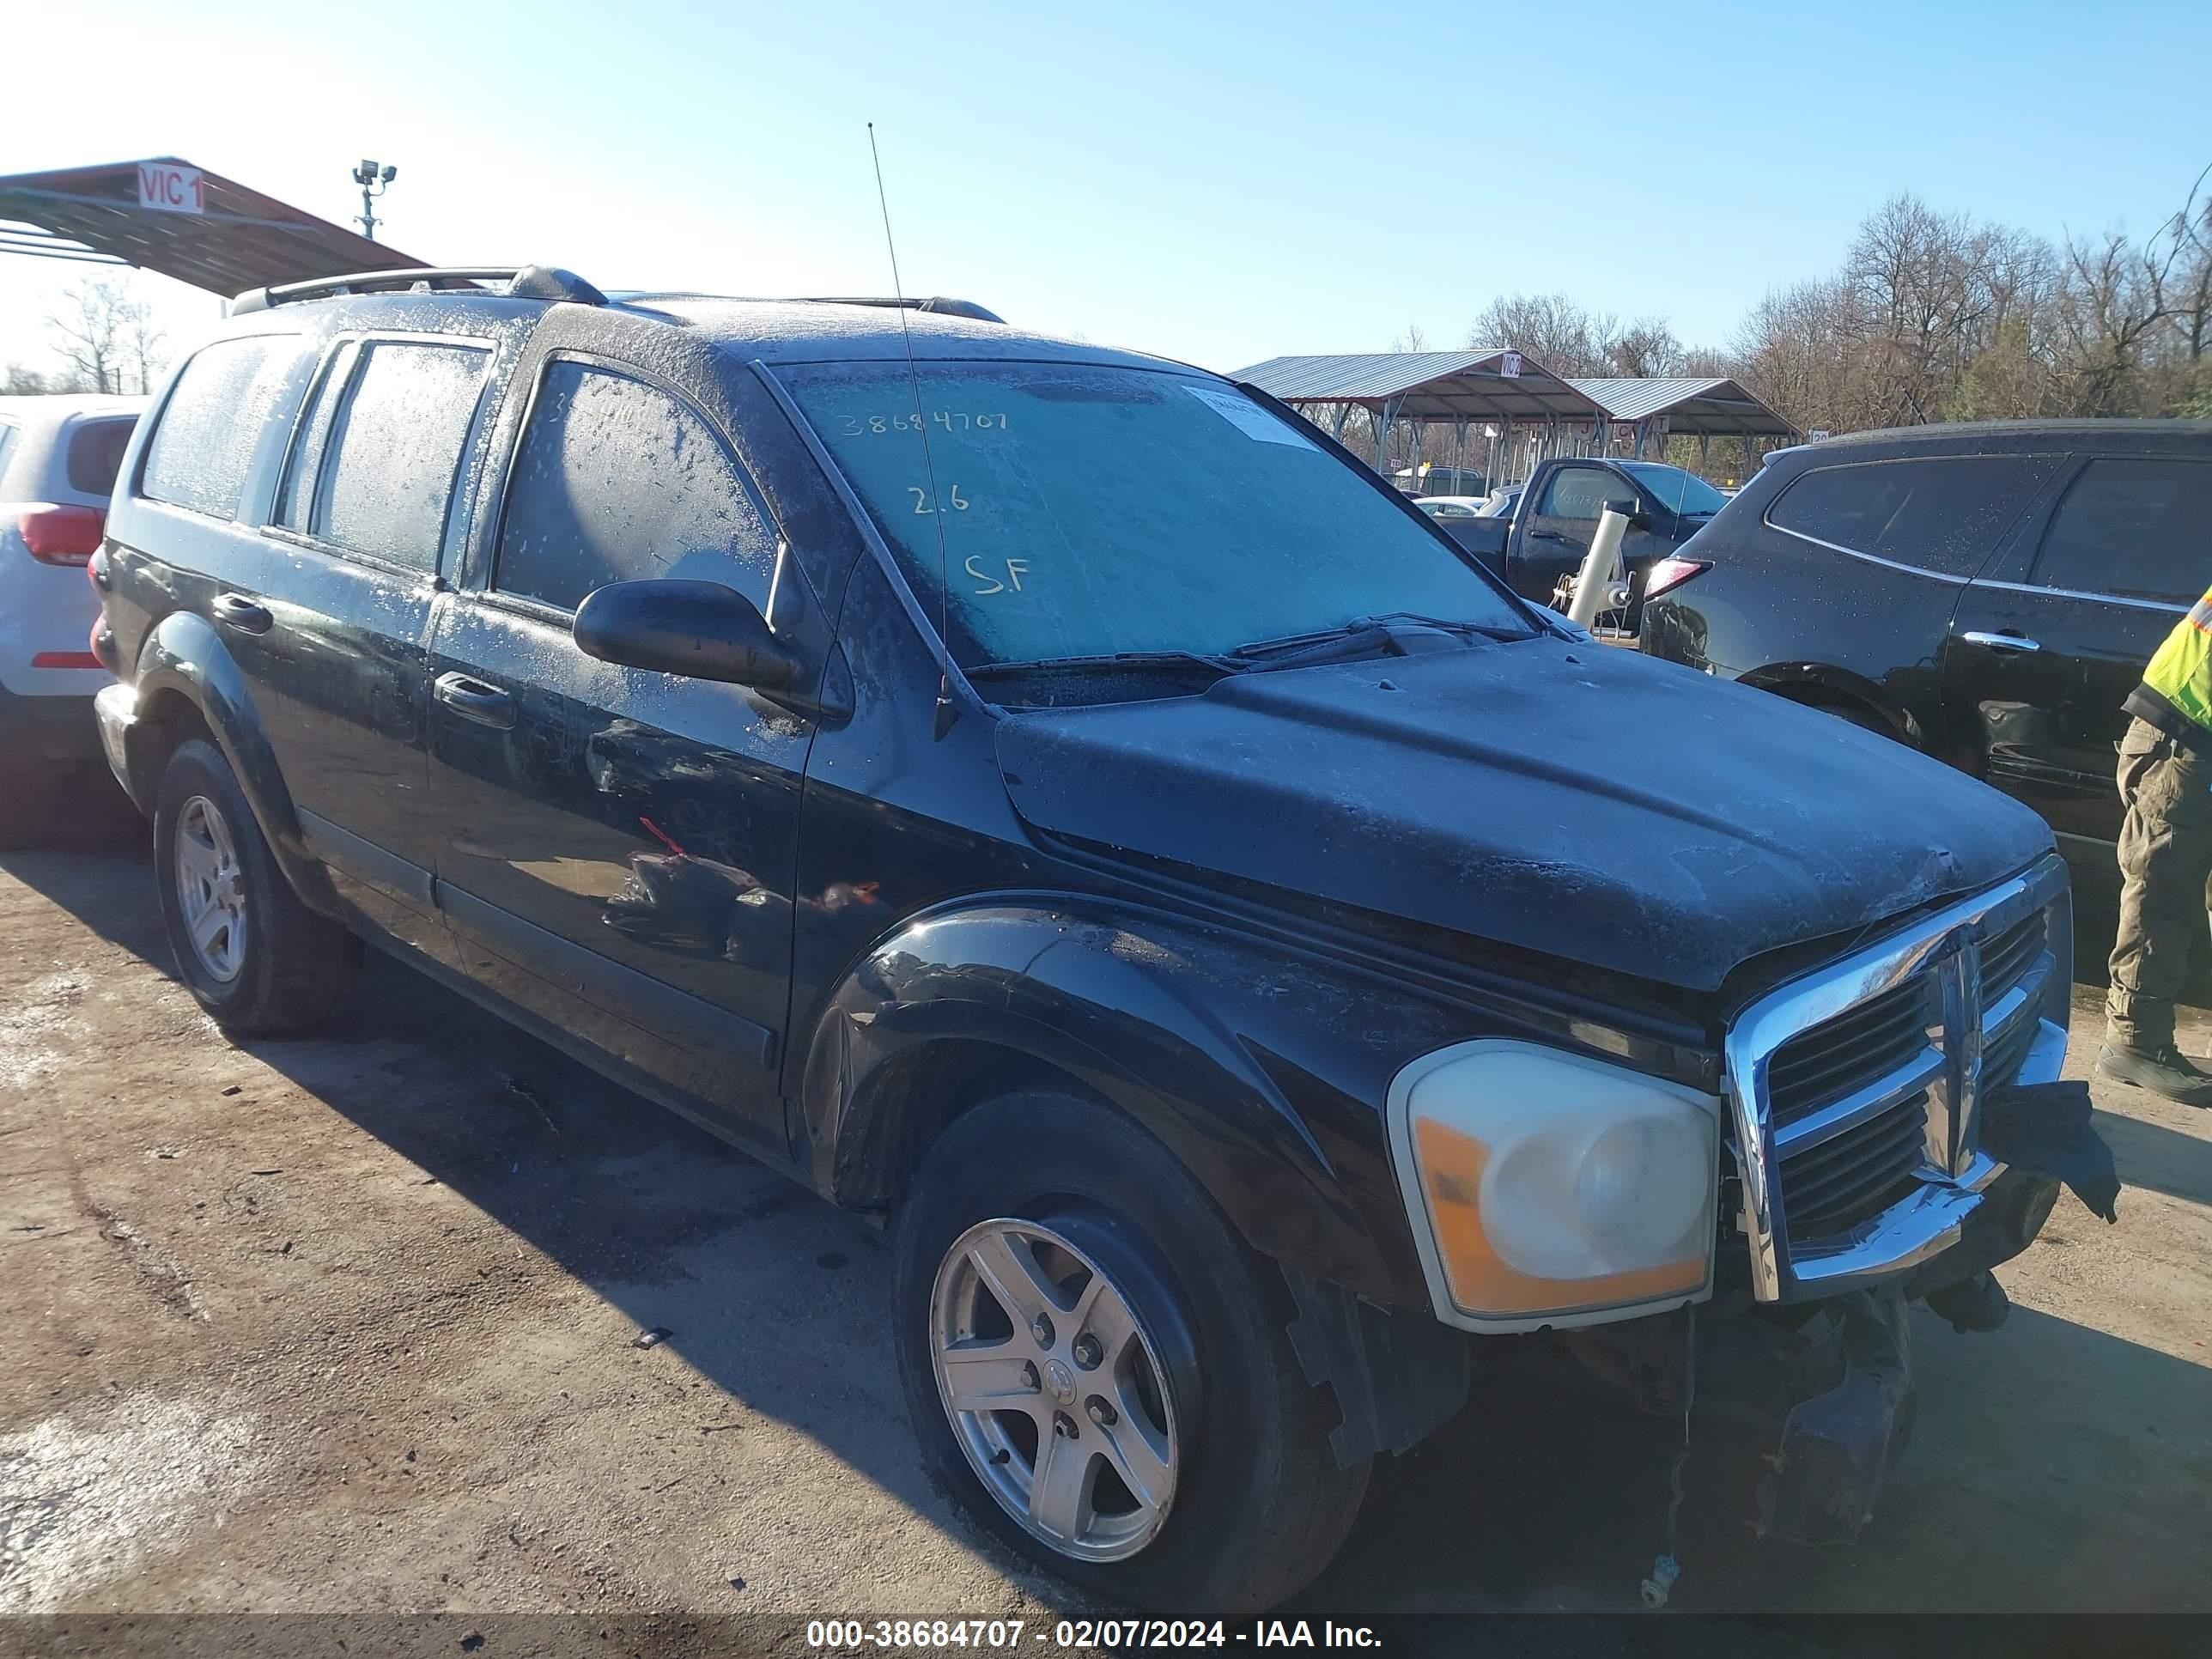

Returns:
1232,349,1607,424
0,157,428,295
1565,376,1798,438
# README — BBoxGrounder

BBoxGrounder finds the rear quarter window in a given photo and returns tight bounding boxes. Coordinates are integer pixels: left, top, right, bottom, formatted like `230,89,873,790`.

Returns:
1765,454,2062,578
66,418,137,496
142,337,302,520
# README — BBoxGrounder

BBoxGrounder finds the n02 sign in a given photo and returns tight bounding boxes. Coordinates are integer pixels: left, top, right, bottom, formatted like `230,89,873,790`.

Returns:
137,163,204,215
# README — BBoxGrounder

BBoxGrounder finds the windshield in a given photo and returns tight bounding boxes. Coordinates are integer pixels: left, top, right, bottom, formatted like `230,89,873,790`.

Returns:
781,361,1531,666
1619,462,1728,516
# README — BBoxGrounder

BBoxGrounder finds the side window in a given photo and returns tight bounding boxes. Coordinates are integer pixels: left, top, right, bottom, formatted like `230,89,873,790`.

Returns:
312,340,488,572
274,342,359,532
66,419,138,497
494,361,775,612
2031,459,2212,605
142,336,300,520
1536,465,1636,521
0,422,21,483
1766,455,2061,578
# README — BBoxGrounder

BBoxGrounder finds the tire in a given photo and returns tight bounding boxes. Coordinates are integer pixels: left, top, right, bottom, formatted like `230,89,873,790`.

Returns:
893,1088,1370,1613
153,738,359,1035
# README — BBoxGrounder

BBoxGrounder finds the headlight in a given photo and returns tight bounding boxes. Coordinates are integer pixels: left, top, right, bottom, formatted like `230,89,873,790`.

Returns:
1387,1039,1722,1332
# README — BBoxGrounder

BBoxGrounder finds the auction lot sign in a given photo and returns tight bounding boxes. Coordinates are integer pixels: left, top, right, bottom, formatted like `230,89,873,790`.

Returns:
137,161,204,214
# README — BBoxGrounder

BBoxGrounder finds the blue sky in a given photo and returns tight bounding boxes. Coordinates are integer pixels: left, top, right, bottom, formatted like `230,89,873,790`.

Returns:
4,0,2208,380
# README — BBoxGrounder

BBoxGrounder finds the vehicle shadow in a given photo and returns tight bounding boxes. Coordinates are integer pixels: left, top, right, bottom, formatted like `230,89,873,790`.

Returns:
5,846,2209,1617
1302,1296,2212,1614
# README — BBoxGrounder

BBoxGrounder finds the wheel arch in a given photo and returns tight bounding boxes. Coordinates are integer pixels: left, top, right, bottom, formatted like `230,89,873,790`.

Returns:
1739,661,1926,746
124,611,341,917
799,897,1425,1308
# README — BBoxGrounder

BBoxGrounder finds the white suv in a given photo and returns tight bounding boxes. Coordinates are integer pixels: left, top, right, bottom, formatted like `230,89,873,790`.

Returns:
0,394,145,844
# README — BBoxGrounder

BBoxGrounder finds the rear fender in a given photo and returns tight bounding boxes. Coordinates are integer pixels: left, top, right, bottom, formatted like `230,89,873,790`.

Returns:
126,610,341,917
800,897,1453,1305
1738,662,1925,746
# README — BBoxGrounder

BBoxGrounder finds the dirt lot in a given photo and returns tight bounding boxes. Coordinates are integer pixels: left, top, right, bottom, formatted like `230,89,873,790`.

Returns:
3,832,2209,1637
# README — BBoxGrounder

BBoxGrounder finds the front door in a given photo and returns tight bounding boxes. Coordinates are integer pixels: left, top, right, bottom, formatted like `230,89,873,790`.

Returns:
1511,461,1652,605
1943,454,2212,858
425,355,809,1151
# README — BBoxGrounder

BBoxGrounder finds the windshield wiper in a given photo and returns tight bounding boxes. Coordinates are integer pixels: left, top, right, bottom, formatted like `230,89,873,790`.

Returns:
1230,611,1530,665
967,649,1243,679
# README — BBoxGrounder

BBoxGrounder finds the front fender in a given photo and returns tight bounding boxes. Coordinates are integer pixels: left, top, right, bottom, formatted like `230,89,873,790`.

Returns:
801,896,1469,1307
129,611,341,918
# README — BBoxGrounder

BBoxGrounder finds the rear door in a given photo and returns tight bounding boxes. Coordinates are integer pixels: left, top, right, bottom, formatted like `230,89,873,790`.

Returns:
1943,454,2212,854
423,349,810,1152
234,332,492,958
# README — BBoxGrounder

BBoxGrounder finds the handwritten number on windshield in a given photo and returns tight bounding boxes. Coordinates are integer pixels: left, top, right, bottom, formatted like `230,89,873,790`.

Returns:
909,484,971,514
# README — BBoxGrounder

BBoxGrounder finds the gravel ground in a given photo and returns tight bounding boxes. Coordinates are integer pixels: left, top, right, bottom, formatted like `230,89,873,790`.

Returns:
2,835,2207,1640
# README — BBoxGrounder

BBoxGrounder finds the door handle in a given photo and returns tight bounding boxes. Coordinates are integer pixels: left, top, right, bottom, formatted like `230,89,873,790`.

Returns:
212,593,272,635
434,672,518,730
1960,630,2041,654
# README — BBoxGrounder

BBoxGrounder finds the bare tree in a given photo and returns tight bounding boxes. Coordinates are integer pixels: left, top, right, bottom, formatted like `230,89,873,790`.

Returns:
1392,323,1430,353
1466,293,1621,376
45,277,167,395
1,363,53,396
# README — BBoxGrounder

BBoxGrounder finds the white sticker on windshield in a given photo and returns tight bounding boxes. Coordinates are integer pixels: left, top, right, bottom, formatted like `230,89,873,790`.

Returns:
1183,384,1319,450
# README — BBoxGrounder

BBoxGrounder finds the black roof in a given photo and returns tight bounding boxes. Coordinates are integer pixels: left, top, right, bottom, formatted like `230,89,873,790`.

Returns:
1796,418,2212,458
215,271,1195,378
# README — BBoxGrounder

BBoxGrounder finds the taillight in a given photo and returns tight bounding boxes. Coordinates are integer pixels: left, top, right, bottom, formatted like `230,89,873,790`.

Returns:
17,504,106,566
1643,556,1712,602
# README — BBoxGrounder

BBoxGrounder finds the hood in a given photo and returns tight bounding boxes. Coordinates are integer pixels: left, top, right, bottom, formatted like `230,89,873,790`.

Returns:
994,639,2054,994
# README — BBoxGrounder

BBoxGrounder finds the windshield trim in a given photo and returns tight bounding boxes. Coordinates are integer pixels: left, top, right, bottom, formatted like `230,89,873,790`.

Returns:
751,355,1543,712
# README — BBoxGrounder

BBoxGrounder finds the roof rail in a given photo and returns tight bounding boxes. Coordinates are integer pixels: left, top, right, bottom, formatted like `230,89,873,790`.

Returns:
799,295,1005,324
229,264,608,315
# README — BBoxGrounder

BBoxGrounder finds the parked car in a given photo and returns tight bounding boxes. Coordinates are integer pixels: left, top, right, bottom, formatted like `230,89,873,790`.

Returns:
1638,420,2212,896
1449,457,1727,625
94,268,2100,1612
1413,495,1487,520
0,393,145,843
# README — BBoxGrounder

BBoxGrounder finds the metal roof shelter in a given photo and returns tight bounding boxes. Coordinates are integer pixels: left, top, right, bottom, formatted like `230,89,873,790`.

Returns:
1565,376,1798,471
1565,376,1796,437
0,157,425,295
1233,349,1609,491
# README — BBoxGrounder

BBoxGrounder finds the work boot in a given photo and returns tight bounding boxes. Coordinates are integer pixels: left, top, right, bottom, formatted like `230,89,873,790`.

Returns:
2095,1040,2212,1107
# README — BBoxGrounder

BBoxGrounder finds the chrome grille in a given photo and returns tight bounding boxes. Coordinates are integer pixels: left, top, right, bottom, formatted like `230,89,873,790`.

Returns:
1763,902,2054,1244
1723,860,2072,1302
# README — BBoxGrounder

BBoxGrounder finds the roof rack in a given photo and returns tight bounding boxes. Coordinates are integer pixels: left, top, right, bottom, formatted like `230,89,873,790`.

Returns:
229,264,607,315
798,296,1004,324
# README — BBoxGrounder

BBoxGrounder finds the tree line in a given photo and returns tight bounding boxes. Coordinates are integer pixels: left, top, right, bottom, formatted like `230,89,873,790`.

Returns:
1446,164,2212,436
2,278,169,397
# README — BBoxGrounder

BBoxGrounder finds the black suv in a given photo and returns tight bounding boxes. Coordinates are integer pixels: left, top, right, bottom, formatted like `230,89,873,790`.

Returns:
93,268,2100,1611
1638,420,2212,894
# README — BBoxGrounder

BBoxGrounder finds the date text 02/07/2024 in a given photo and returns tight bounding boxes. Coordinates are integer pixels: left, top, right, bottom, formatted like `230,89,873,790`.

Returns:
801,1619,1382,1649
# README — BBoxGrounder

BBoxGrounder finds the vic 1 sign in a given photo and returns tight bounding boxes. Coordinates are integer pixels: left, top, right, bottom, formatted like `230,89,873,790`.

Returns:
137,163,205,215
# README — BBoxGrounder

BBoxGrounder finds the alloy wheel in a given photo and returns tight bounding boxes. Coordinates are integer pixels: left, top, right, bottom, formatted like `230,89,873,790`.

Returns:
929,1217,1181,1562
174,793,247,982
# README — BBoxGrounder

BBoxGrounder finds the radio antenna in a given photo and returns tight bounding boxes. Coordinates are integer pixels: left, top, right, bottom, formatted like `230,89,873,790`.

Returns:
868,123,958,737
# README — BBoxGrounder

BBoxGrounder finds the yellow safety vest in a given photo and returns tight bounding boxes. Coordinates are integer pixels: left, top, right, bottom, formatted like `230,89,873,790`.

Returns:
2136,585,2212,735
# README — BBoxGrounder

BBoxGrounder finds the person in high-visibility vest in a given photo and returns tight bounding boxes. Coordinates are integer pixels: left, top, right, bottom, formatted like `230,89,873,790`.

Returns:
2101,587,2212,1106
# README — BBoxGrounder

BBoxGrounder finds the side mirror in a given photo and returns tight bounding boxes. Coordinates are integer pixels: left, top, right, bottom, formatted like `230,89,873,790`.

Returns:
572,578,799,690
